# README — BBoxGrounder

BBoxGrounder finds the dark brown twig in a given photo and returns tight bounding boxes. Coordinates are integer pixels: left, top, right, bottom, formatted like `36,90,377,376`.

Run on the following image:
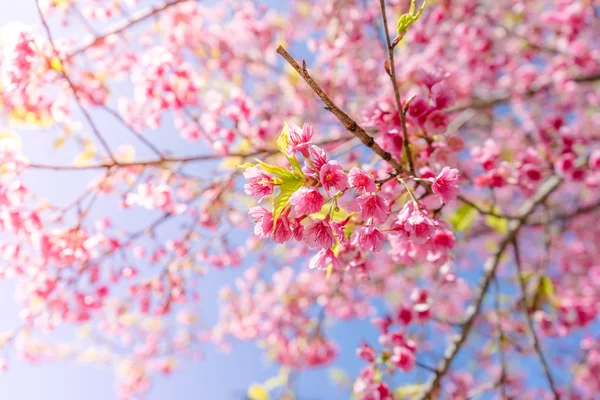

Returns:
276,45,405,174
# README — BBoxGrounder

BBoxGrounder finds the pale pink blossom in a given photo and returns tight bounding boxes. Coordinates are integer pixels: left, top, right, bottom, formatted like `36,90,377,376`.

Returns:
287,123,313,156
319,162,348,193
309,248,340,270
430,167,460,203
348,167,377,193
351,225,385,253
243,167,274,201
350,193,390,223
304,218,335,249
289,187,325,215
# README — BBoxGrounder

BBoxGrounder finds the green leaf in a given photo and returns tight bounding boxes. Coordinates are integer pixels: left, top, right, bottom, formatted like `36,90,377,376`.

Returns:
396,0,426,35
450,203,477,232
485,206,509,234
255,159,298,180
394,384,426,399
276,123,304,176
540,276,555,298
272,175,304,226
276,123,291,155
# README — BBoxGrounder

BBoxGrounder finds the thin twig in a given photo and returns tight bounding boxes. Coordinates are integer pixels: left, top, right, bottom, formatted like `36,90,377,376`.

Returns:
416,175,562,400
378,0,415,175
493,277,508,399
25,137,351,171
276,45,405,174
512,239,560,400
67,0,187,57
447,71,600,113
35,0,117,163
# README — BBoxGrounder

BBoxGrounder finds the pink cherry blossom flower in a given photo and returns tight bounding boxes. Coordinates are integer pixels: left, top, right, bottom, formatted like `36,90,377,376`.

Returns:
430,167,460,204
248,207,273,239
309,248,340,270
390,345,416,372
351,193,390,223
407,95,431,118
424,110,449,134
356,343,376,362
287,123,313,157
309,145,327,171
331,217,350,245
289,187,325,215
271,214,293,243
431,81,455,109
397,202,437,244
243,167,274,201
319,162,348,193
348,167,377,193
351,224,385,253
304,218,335,249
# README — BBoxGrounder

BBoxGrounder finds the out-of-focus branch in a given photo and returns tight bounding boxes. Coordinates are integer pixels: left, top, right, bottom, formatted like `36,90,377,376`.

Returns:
25,137,351,171
36,0,117,163
67,0,188,57
512,239,560,400
378,0,415,175
416,175,562,400
448,71,600,113
276,45,405,174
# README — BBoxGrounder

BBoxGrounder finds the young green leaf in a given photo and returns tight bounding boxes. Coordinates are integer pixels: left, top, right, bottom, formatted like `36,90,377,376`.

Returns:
276,123,305,176
485,206,509,234
396,0,426,35
272,175,304,226
450,203,478,232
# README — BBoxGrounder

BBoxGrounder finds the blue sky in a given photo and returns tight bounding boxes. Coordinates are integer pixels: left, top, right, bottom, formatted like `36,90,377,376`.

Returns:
0,1,590,399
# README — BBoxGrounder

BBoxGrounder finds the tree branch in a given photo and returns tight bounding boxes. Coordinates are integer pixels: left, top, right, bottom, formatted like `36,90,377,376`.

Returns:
36,0,117,163
416,175,562,400
67,0,187,58
276,45,405,174
378,0,415,175
447,71,600,113
512,239,560,400
25,137,351,171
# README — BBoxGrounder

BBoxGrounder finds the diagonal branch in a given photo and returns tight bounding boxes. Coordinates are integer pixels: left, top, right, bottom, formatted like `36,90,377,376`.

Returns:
276,45,405,174
512,239,560,400
416,175,562,400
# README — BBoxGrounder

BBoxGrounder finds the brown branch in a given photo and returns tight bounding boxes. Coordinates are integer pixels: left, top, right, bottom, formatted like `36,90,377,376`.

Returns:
25,137,351,171
457,195,518,219
67,0,187,58
276,45,405,174
512,239,560,400
447,71,600,113
378,0,415,175
416,175,562,400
